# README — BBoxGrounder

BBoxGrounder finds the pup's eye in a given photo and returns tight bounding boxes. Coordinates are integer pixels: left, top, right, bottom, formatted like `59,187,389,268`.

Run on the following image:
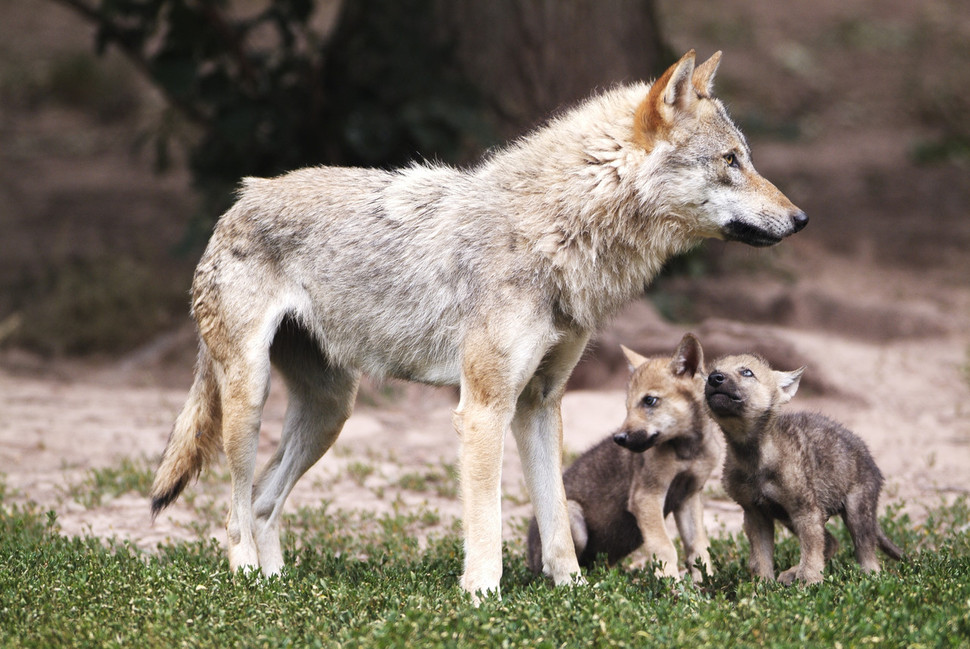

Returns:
723,152,740,168
739,368,754,378
641,395,660,408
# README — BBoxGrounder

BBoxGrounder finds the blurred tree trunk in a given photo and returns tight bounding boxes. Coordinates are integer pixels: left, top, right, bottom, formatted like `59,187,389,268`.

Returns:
435,0,668,137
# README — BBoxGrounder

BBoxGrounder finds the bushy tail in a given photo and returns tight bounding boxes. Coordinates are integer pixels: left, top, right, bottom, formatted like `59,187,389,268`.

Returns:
878,529,904,561
150,346,222,519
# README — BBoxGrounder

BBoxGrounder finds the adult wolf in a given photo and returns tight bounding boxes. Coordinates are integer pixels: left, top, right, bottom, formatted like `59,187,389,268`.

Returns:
150,50,806,601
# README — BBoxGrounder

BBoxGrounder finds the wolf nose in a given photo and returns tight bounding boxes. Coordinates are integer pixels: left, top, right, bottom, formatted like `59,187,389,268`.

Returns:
791,210,808,232
708,372,725,387
613,431,629,447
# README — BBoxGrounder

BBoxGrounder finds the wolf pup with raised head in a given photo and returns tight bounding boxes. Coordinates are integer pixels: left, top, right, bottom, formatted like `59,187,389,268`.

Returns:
150,49,806,601
705,354,903,585
527,334,720,580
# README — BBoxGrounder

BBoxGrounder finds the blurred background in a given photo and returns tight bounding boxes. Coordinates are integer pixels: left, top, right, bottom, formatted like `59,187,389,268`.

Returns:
0,0,967,372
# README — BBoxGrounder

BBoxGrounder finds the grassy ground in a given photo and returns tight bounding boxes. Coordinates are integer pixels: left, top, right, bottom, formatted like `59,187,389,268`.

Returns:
2,476,969,648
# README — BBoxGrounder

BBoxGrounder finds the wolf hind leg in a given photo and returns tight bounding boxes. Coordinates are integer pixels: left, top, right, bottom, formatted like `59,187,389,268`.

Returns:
220,347,273,574
252,320,360,575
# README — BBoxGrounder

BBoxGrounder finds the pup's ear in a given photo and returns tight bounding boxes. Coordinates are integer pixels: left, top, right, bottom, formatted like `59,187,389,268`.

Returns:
634,50,697,149
775,367,805,404
692,50,722,98
670,333,704,378
621,345,649,372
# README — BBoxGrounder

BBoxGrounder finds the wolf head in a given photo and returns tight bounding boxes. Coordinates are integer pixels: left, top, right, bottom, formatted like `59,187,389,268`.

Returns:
704,353,804,441
634,50,808,247
612,333,707,453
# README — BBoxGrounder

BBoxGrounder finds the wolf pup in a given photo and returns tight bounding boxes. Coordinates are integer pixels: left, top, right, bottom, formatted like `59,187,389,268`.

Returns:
527,334,720,580
705,354,903,585
150,49,806,601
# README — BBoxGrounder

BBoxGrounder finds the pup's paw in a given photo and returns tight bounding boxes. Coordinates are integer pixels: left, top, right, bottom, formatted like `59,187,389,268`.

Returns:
777,567,799,586
778,566,823,586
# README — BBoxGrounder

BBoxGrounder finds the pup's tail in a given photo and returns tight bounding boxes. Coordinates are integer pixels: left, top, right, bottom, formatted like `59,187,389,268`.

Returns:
150,345,222,519
878,528,904,561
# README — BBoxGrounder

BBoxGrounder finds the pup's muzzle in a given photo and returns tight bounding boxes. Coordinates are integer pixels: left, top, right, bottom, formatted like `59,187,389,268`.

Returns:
613,429,659,453
707,371,726,388
705,371,744,416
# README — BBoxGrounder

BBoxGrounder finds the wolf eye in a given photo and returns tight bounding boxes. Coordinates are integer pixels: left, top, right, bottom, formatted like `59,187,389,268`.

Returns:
641,395,660,408
723,152,740,168
739,368,754,378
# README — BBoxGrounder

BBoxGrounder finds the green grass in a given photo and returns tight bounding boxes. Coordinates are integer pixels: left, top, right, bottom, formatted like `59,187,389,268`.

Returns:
66,456,156,509
2,484,969,648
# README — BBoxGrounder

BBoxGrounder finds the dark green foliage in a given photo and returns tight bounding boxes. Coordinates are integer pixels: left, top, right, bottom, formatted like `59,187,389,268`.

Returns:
3,483,970,648
9,256,191,354
58,0,493,238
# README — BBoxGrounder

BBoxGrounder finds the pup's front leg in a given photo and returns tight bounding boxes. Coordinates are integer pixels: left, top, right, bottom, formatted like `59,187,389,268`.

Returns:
674,492,712,579
779,511,826,585
632,491,680,579
743,508,776,581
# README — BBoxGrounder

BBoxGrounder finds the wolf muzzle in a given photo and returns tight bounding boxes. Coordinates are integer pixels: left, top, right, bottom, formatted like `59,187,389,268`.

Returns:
724,210,808,247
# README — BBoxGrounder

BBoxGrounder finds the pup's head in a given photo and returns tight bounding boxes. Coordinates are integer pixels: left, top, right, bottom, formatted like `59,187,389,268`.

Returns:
704,354,804,439
633,50,807,247
612,333,706,453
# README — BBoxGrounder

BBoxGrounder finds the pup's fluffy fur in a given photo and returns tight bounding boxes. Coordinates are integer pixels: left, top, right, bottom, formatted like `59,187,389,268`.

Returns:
527,334,720,579
706,354,903,585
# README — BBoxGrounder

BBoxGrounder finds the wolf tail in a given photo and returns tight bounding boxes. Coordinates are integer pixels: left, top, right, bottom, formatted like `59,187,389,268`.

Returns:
878,528,904,561
150,345,222,519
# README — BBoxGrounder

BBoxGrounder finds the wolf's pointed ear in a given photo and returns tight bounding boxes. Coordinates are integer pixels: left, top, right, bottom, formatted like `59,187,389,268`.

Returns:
621,345,649,372
670,333,704,378
634,50,697,149
775,367,805,404
692,51,722,98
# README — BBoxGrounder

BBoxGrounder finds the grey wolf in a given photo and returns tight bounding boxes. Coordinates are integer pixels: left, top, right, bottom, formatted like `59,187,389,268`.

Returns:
705,354,903,585
149,49,807,601
526,333,720,580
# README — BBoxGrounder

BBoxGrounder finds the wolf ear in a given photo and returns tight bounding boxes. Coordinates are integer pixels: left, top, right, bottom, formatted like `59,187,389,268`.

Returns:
621,345,649,372
670,333,704,378
692,51,722,98
633,50,697,149
775,367,805,404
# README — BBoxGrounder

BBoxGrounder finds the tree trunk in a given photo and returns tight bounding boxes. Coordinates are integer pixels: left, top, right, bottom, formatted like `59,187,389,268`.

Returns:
436,0,667,137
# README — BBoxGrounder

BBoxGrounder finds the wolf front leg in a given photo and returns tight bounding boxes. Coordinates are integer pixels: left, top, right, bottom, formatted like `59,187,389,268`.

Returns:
511,333,589,586
454,329,525,603
454,396,508,603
